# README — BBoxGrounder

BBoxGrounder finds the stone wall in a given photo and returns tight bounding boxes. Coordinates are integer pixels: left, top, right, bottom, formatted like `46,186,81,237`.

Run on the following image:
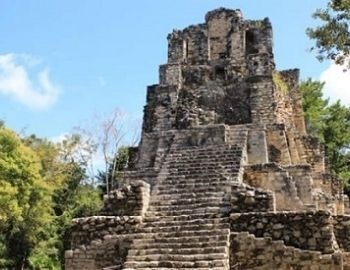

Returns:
65,180,149,270
66,235,134,270
70,216,142,248
142,84,179,133
230,211,337,254
230,183,275,213
300,136,325,176
167,24,208,65
100,180,150,216
245,18,273,56
248,78,277,124
285,164,314,205
244,163,303,211
159,64,182,87
230,231,343,270
247,53,274,76
280,69,306,134
333,215,350,252
285,131,303,164
272,69,307,135
246,127,268,164
266,124,292,165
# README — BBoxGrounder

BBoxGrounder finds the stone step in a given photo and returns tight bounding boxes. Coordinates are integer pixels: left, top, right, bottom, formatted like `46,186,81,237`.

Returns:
167,145,235,152
165,155,238,161
139,222,229,234
154,186,231,195
150,198,227,206
132,229,230,244
165,149,240,155
164,158,241,165
146,206,230,216
141,217,229,227
155,179,230,187
164,159,241,166
154,181,231,191
102,265,122,270
165,152,240,158
126,253,227,262
128,240,229,251
163,172,238,179
164,168,239,175
162,173,238,179
136,228,229,239
124,267,226,270
149,197,229,207
152,192,226,201
160,174,232,179
123,258,227,268
148,202,229,212
159,171,233,177
163,160,240,166
163,157,241,163
123,268,225,270
142,213,227,223
166,146,241,155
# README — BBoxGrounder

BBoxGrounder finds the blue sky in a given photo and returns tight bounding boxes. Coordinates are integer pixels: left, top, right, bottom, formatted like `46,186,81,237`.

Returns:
0,0,348,140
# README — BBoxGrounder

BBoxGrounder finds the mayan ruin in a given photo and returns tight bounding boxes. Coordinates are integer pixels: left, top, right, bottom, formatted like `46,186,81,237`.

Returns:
65,8,350,270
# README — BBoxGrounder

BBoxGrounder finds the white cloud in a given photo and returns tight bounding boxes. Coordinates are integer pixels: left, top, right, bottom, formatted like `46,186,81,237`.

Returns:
0,53,60,110
320,61,350,105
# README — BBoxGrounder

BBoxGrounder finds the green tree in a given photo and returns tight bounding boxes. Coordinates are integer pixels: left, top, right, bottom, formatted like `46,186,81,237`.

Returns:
300,79,350,188
300,79,329,139
0,126,52,269
0,125,103,269
323,101,350,180
307,0,350,69
24,134,102,269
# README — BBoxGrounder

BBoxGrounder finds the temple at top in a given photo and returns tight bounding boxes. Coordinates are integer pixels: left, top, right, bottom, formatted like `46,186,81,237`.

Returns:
144,8,304,132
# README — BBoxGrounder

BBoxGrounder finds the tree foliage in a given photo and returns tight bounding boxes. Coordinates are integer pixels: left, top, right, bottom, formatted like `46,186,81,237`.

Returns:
26,134,102,269
0,127,52,269
323,101,350,182
300,79,350,188
307,0,350,69
300,79,329,140
0,126,102,269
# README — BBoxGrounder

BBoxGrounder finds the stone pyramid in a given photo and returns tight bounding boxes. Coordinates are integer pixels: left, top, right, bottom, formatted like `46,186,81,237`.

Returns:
65,8,350,270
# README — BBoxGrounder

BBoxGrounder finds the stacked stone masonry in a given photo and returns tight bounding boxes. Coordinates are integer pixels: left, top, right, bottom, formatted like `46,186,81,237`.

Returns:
65,7,350,270
100,180,150,216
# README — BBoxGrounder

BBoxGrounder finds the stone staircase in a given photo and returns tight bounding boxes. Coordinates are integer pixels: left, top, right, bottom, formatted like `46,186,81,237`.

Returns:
123,141,247,269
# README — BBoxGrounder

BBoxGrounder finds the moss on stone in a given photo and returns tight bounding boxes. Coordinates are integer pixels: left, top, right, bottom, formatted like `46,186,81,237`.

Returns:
272,71,289,93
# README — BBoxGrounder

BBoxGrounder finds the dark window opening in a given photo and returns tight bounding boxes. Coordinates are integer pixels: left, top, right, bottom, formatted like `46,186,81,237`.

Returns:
246,30,259,54
219,52,227,59
215,66,226,80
